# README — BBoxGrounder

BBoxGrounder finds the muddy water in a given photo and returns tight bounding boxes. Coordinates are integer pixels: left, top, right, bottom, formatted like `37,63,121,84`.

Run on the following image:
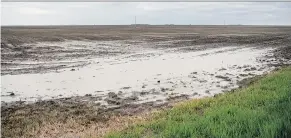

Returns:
1,46,275,105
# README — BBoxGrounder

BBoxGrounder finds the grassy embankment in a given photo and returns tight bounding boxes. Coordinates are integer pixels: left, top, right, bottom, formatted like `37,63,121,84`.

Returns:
106,67,291,138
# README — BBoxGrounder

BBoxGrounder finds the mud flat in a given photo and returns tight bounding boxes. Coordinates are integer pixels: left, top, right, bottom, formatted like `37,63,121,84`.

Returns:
1,25,291,137
0,46,279,103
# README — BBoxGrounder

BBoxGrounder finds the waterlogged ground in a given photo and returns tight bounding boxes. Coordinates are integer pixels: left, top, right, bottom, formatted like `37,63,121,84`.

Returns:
2,26,291,138
1,41,278,107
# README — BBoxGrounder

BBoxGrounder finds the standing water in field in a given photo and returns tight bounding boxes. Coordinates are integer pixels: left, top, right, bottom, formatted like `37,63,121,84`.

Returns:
1,44,277,106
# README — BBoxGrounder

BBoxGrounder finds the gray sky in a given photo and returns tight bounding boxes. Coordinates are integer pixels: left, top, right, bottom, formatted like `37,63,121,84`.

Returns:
1,2,291,25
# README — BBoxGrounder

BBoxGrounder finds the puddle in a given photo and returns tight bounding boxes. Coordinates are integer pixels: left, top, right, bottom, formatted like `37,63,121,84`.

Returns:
1,46,275,104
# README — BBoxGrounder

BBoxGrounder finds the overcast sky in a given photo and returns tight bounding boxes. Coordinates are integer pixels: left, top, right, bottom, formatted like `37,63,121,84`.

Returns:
1,2,291,25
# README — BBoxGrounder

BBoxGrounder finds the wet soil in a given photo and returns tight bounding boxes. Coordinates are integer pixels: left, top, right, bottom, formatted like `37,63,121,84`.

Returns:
1,25,291,138
2,26,291,75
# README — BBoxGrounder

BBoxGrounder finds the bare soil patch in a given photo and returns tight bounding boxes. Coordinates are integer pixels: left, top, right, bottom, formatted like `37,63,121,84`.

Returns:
1,25,291,138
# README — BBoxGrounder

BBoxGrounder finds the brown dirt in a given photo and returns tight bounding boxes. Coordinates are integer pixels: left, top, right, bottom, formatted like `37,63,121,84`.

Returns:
1,25,291,138
2,25,291,75
1,96,176,138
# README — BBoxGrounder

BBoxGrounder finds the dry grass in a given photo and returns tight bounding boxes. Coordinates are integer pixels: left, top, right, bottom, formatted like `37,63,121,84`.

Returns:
1,98,166,138
37,113,151,138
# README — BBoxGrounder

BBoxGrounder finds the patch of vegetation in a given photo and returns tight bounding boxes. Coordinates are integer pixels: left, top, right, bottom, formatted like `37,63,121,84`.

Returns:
1,100,108,138
106,67,291,138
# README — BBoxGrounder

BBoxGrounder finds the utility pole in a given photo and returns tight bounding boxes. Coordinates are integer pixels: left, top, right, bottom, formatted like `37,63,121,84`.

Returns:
135,16,137,28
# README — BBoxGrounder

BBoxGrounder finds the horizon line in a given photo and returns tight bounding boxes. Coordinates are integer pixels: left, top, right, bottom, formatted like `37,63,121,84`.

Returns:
2,24,291,26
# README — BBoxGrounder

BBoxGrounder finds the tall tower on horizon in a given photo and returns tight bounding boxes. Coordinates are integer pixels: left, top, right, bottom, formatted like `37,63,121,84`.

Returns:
135,16,137,28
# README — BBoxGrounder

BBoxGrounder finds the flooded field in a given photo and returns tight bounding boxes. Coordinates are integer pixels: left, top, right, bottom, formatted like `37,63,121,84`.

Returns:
2,26,291,108
1,44,276,105
1,25,291,138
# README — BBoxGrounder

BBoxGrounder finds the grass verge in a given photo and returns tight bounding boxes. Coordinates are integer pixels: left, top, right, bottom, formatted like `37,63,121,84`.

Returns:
106,67,291,138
